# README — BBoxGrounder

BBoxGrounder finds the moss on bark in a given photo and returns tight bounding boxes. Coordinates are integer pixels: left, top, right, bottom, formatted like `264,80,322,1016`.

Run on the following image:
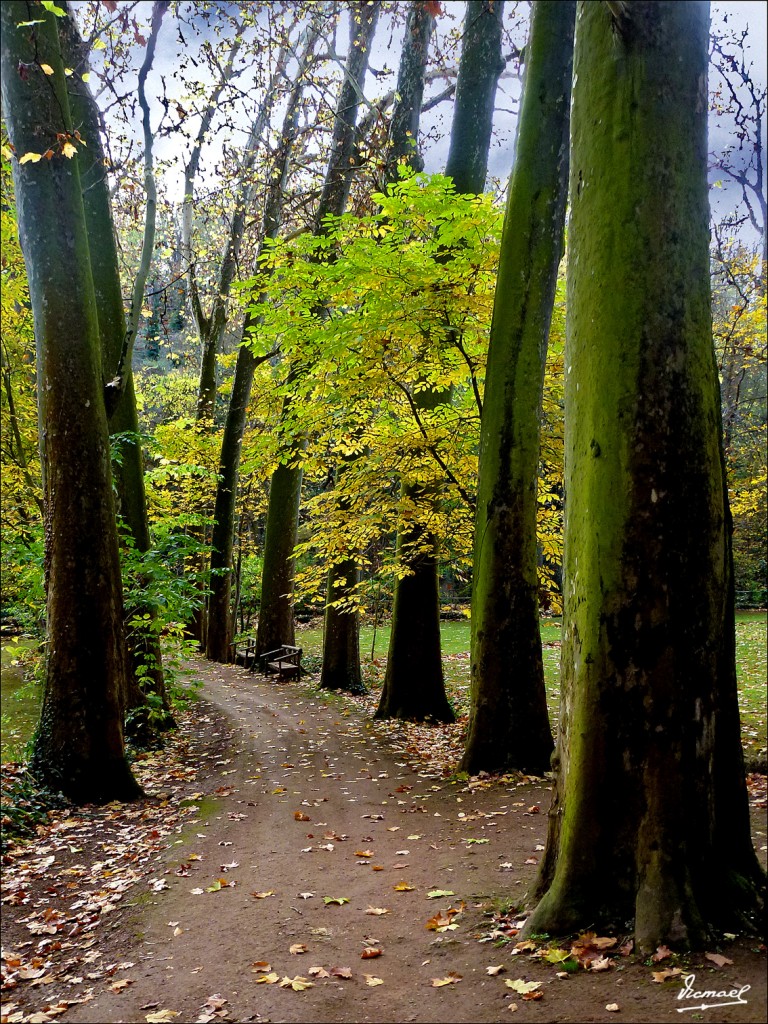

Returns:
2,3,140,802
525,0,764,950
461,0,574,776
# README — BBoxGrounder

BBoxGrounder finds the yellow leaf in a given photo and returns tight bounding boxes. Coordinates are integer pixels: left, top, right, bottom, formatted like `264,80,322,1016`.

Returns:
279,975,314,991
81,72,91,82
431,973,462,987
365,975,384,986
365,907,390,916
505,980,542,994
393,882,415,891
145,1013,180,1024
254,972,280,984
62,142,77,159
40,64,55,75
19,152,43,164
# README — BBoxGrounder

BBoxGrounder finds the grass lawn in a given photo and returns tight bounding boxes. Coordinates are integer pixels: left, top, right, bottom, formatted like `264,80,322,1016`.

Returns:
297,610,767,768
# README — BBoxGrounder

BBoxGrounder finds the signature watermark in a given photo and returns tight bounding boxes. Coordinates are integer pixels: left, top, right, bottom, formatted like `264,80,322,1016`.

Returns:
677,973,750,1013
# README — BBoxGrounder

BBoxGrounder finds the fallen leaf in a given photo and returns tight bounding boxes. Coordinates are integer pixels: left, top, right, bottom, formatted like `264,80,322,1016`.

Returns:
486,965,506,976
365,907,390,916
330,966,352,978
40,64,55,75
308,966,330,978
145,1013,180,1023
704,952,734,968
395,850,410,856
361,948,382,959
606,1004,620,1012
294,812,311,821
251,891,275,899
110,979,133,992
251,962,272,973
589,956,612,972
365,975,384,986
298,892,315,899
431,972,462,987
279,976,313,991
505,980,542,994
289,944,308,955
543,949,572,965
254,973,280,984
507,1003,518,1013
523,991,544,1001
652,945,672,962
652,968,683,983
426,910,459,932
426,889,455,899
394,883,415,892
355,850,374,858
323,896,349,906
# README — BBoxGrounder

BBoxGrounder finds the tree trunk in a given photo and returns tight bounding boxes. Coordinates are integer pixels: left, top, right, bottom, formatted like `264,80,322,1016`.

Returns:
460,0,575,776
524,0,764,950
321,0,431,694
1,2,140,802
257,1,380,661
205,18,320,663
377,0,504,723
59,5,174,738
254,456,303,655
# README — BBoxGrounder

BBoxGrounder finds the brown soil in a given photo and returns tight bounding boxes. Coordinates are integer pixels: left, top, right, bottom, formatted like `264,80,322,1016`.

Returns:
2,655,766,1024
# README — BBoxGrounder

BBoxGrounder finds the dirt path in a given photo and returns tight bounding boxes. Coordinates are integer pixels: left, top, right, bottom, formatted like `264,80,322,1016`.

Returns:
3,656,766,1024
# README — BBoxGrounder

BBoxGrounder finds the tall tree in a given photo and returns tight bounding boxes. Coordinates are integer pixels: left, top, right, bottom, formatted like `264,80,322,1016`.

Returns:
460,0,575,775
524,0,765,950
58,2,175,738
255,0,381,659
376,0,504,723
206,16,322,662
319,0,435,695
1,0,140,802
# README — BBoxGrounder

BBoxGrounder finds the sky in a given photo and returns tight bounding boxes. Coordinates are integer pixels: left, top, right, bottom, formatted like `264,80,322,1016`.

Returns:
81,0,767,239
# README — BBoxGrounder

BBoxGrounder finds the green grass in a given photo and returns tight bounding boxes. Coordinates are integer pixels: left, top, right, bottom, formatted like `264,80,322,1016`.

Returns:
298,612,767,766
1,612,765,768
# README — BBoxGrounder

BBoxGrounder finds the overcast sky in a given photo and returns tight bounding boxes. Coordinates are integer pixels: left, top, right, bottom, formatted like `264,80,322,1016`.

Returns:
93,0,766,238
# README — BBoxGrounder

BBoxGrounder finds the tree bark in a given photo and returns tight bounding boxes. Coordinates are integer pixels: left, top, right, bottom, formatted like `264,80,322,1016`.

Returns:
525,0,764,950
1,1,140,802
58,4,174,738
377,0,504,723
460,0,575,775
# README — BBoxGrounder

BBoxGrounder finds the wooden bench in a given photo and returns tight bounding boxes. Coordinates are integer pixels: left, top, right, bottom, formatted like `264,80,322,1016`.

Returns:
258,644,303,680
229,636,259,670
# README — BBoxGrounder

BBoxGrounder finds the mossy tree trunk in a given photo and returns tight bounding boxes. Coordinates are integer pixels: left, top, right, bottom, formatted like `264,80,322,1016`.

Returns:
525,0,765,950
376,0,504,723
460,0,575,776
59,5,174,738
257,1,380,662
1,1,140,802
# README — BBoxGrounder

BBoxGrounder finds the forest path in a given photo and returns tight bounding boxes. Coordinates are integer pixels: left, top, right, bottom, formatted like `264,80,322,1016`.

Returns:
5,655,766,1024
